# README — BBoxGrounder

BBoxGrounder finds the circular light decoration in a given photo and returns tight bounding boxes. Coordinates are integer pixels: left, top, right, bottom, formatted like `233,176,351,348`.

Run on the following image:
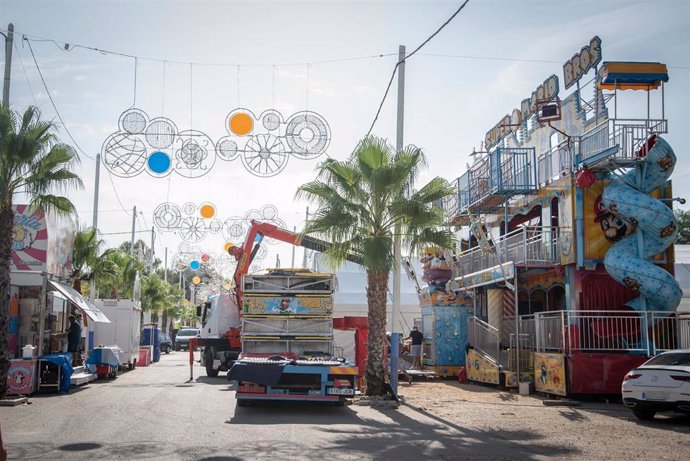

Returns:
120,108,148,134
224,242,234,252
201,253,210,263
147,150,172,176
145,118,177,149
174,130,216,179
153,202,182,231
260,109,282,131
102,133,148,178
179,217,207,242
208,219,222,234
228,110,254,136
190,260,201,271
199,203,216,219
182,202,196,216
241,134,288,177
285,111,330,159
215,137,239,161
192,276,201,284
261,204,278,220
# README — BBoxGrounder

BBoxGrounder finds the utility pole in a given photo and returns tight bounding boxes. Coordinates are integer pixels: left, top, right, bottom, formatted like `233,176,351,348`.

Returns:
89,153,101,301
302,206,309,268
150,226,155,268
391,44,406,393
291,226,296,268
130,205,137,255
2,23,13,107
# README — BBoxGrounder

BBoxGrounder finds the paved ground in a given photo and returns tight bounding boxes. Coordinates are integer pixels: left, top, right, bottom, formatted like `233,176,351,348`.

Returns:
1,352,689,460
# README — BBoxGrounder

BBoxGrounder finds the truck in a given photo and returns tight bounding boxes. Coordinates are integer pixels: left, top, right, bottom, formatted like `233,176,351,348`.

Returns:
198,220,360,405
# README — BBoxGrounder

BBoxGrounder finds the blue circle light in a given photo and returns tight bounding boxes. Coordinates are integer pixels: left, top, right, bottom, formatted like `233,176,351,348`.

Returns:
190,260,201,270
148,151,171,174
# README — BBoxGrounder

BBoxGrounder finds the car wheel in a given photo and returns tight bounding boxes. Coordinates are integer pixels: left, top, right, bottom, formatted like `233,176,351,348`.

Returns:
632,408,656,420
165,346,171,354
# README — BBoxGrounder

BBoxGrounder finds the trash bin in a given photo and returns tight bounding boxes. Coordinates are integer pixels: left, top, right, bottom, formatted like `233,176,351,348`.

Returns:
141,327,161,363
519,381,531,396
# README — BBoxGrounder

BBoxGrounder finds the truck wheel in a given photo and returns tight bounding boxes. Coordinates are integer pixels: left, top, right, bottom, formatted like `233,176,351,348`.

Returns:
205,349,219,377
335,398,346,407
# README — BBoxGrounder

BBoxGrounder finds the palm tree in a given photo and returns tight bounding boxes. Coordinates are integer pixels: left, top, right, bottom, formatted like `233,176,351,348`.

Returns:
71,227,119,295
99,250,143,299
296,136,455,396
0,105,82,398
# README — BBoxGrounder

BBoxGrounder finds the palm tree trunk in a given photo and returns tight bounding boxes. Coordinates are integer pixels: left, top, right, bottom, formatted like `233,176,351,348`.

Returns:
161,309,169,336
0,204,15,399
365,270,389,396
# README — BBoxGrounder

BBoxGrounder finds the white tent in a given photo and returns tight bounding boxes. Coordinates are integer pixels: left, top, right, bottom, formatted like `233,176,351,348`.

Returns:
313,254,424,333
675,245,690,313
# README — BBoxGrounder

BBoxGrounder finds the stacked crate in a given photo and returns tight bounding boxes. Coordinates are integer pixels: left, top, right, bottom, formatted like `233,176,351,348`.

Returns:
240,271,335,357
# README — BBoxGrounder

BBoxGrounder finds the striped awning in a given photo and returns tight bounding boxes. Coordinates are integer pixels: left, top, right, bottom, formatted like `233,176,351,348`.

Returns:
597,61,669,91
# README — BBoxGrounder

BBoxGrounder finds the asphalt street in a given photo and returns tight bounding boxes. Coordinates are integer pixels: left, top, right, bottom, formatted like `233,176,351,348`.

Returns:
0,351,584,460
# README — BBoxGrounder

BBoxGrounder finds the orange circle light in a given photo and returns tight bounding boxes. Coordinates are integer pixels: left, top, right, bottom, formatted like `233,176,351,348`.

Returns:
192,276,201,285
229,112,253,136
200,204,215,219
224,242,234,252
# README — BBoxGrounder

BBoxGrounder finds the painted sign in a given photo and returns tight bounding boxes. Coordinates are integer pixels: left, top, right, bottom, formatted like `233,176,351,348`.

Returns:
10,205,48,271
466,349,499,385
10,205,75,276
7,360,36,395
533,352,567,396
456,262,514,290
485,74,560,150
243,295,333,315
563,36,602,90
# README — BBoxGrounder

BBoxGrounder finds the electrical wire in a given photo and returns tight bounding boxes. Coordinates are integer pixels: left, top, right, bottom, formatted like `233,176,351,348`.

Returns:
24,37,96,161
105,167,131,217
13,40,38,106
3,27,395,68
365,0,471,138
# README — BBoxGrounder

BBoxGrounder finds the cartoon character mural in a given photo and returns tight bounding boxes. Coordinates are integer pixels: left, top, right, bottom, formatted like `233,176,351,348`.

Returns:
420,247,452,294
594,195,636,243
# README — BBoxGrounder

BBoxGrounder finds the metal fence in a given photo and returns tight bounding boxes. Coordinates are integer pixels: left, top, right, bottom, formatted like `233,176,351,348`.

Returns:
468,316,500,363
457,226,571,276
528,310,687,355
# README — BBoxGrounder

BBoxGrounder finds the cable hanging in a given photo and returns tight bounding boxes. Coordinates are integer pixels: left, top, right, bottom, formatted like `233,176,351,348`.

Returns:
365,0,471,138
25,37,96,161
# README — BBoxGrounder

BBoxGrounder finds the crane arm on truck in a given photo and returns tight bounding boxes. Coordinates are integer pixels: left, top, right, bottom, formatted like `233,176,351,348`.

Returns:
227,219,363,307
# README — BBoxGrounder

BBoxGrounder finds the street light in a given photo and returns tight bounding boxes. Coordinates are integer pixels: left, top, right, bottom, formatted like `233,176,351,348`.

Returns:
1,23,14,107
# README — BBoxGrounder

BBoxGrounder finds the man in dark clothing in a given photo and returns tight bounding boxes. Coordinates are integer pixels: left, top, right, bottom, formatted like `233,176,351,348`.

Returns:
406,325,424,369
67,315,82,366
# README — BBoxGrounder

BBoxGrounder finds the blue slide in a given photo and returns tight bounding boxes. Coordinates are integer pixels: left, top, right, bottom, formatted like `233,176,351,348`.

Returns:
602,135,682,313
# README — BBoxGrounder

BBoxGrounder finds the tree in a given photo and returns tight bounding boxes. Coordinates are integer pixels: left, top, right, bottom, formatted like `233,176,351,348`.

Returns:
674,209,690,244
97,250,143,299
296,136,455,396
0,105,82,398
71,227,119,295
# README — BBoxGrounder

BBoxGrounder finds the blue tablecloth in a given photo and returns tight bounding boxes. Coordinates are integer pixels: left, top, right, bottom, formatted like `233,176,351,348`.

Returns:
39,353,72,393
86,347,122,373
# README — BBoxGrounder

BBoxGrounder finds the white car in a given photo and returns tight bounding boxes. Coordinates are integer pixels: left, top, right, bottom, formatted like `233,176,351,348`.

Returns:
622,349,690,420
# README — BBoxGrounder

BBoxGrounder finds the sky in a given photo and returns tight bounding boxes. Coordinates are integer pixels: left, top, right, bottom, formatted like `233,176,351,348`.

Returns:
2,0,690,278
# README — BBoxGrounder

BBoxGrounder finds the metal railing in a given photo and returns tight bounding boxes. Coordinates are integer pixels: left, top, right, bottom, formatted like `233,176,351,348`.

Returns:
457,226,571,275
468,316,500,364
530,310,687,355
577,118,668,165
538,139,572,187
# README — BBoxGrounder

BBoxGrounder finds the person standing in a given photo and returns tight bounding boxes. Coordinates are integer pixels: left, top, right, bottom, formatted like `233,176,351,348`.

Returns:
406,325,424,369
67,315,82,366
